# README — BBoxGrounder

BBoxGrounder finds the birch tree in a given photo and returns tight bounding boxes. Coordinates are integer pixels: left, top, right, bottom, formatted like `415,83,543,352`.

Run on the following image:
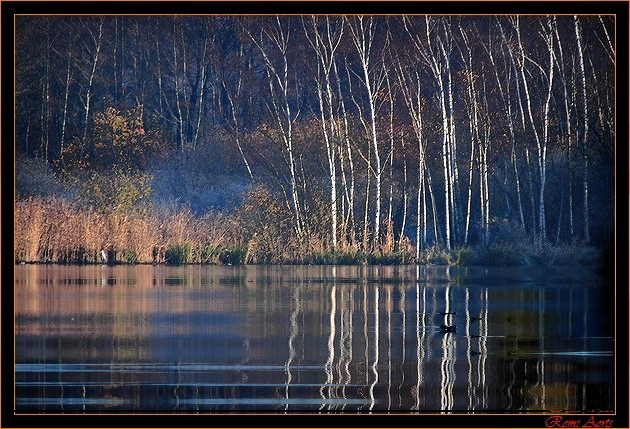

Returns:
552,17,576,241
574,15,590,242
247,17,304,238
346,16,385,247
404,16,459,250
80,18,104,144
304,16,344,249
515,16,556,247
333,55,356,241
220,43,254,179
393,35,429,256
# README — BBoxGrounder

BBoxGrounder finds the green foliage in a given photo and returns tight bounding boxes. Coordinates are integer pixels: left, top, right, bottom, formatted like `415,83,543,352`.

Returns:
54,106,165,213
122,250,138,264
234,186,295,264
335,250,366,265
419,246,453,265
83,249,100,264
471,245,534,266
201,244,221,264
59,106,167,172
306,248,366,265
81,169,153,212
166,243,193,265
453,246,474,266
219,247,247,265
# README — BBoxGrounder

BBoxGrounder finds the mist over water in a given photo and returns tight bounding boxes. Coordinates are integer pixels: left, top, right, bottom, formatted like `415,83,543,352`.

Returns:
15,265,614,412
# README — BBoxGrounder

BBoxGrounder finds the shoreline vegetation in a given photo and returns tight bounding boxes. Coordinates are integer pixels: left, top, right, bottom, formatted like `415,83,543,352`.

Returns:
15,196,603,267
14,16,614,268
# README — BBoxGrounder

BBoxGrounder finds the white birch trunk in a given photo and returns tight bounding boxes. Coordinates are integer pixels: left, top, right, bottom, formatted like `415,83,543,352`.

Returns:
248,18,304,238
304,16,344,250
347,16,382,247
82,19,103,143
59,56,71,157
574,16,590,242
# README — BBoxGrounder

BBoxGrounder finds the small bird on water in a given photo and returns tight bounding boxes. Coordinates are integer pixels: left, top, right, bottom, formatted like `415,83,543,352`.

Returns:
439,324,457,334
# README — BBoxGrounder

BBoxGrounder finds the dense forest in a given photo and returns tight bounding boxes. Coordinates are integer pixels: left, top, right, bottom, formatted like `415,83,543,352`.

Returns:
14,15,615,265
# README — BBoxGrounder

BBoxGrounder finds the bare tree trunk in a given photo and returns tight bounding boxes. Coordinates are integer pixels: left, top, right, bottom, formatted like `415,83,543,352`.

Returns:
516,17,554,247
440,94,452,250
426,167,440,247
486,30,526,233
597,16,614,64
363,153,371,251
345,53,375,251
82,18,103,143
422,17,455,250
315,61,338,249
394,51,426,255
443,34,460,246
421,163,428,248
172,19,186,151
525,147,537,243
553,21,575,242
155,39,167,119
347,16,383,247
248,17,304,238
480,79,492,246
59,52,72,158
222,78,253,179
386,72,395,232
464,140,474,245
481,124,490,246
334,57,355,240
477,145,487,246
416,158,425,259
574,16,590,243
399,138,408,248
458,27,479,245
304,16,344,250
221,45,254,180
192,40,208,150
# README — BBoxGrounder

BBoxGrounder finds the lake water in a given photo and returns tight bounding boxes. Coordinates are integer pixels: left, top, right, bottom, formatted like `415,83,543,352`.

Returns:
14,264,614,413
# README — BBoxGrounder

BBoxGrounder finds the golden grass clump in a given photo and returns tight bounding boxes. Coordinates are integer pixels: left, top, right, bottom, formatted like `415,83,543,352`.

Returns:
15,195,605,267
15,197,233,265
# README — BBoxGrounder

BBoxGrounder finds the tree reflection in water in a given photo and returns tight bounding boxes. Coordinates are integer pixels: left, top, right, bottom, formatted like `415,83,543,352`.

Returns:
15,265,614,412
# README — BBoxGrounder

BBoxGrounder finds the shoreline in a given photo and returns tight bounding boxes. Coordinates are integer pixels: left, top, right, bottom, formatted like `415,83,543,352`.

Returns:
15,243,606,268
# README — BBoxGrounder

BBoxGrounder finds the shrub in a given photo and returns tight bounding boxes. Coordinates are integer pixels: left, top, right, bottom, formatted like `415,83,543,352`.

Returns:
201,244,221,264
420,246,452,265
166,243,192,265
16,155,73,199
540,244,602,266
453,246,474,266
219,247,247,265
470,244,535,266
122,250,138,264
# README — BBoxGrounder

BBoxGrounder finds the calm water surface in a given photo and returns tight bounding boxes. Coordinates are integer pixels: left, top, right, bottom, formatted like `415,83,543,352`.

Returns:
15,264,614,412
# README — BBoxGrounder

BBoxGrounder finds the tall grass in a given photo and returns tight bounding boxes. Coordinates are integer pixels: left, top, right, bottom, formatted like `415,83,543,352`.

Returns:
15,197,232,265
15,196,604,266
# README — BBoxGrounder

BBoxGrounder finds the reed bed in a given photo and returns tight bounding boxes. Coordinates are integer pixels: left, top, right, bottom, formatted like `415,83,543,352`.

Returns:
15,197,233,265
15,196,604,266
